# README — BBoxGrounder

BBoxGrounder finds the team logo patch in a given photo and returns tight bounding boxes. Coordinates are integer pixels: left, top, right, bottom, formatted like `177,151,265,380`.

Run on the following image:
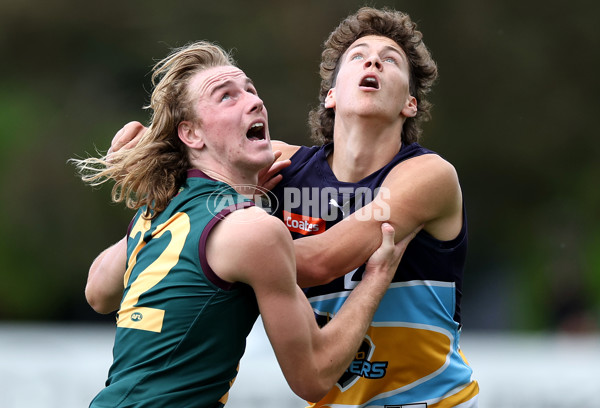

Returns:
130,312,143,322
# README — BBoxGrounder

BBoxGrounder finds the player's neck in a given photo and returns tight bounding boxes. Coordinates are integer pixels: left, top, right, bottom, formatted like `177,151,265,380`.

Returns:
195,163,260,198
328,122,402,183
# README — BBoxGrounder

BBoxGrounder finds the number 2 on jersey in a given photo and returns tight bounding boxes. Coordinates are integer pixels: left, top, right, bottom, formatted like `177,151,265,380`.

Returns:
117,213,191,333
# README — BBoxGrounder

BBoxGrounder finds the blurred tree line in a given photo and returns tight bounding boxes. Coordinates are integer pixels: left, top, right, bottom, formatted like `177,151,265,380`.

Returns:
0,0,598,331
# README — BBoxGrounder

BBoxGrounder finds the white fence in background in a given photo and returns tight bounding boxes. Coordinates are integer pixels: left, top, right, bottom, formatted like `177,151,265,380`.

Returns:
1,321,599,408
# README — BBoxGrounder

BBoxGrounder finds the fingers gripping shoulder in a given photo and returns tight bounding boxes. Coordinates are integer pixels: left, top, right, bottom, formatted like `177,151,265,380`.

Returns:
271,140,301,162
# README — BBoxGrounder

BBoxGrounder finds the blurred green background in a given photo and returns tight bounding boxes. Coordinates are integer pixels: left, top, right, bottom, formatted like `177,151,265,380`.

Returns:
1,0,598,331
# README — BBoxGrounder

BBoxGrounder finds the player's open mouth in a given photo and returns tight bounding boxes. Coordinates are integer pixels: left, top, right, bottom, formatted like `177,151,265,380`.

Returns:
359,75,380,89
246,122,266,141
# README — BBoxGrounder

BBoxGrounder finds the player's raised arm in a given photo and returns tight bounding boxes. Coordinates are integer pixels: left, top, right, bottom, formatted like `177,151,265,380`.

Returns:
293,153,462,288
207,207,417,401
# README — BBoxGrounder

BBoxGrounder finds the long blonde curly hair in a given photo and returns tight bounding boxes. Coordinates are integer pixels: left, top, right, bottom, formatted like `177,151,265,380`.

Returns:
72,41,234,219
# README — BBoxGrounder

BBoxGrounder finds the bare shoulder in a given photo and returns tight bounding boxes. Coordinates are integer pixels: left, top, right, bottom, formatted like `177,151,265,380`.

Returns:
206,207,295,284
394,153,456,174
389,153,458,184
271,140,301,162
225,205,288,231
381,153,463,240
213,207,290,250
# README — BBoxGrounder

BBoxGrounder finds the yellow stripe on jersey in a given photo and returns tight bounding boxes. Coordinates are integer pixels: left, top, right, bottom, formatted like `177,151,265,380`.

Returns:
314,324,452,406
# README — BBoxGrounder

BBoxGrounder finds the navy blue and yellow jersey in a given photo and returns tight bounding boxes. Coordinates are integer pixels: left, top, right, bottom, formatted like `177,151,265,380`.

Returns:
270,143,479,407
90,169,259,408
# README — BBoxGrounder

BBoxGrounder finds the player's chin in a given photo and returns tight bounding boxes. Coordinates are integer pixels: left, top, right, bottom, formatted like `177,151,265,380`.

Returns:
248,150,275,171
249,139,273,158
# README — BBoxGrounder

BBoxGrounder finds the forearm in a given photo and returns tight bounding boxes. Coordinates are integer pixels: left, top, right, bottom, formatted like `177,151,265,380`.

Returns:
292,223,411,394
294,199,424,287
276,271,390,401
262,293,366,402
294,217,381,287
85,237,127,314
310,269,389,387
264,223,409,402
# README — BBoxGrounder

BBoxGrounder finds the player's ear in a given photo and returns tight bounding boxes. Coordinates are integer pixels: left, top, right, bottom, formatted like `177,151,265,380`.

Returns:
401,95,417,118
178,121,205,149
324,88,336,109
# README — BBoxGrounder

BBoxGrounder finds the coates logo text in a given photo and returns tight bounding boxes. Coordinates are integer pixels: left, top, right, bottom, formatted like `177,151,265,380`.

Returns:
283,211,326,235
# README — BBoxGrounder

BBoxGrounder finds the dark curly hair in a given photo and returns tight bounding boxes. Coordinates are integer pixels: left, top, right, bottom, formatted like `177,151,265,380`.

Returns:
308,7,438,145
